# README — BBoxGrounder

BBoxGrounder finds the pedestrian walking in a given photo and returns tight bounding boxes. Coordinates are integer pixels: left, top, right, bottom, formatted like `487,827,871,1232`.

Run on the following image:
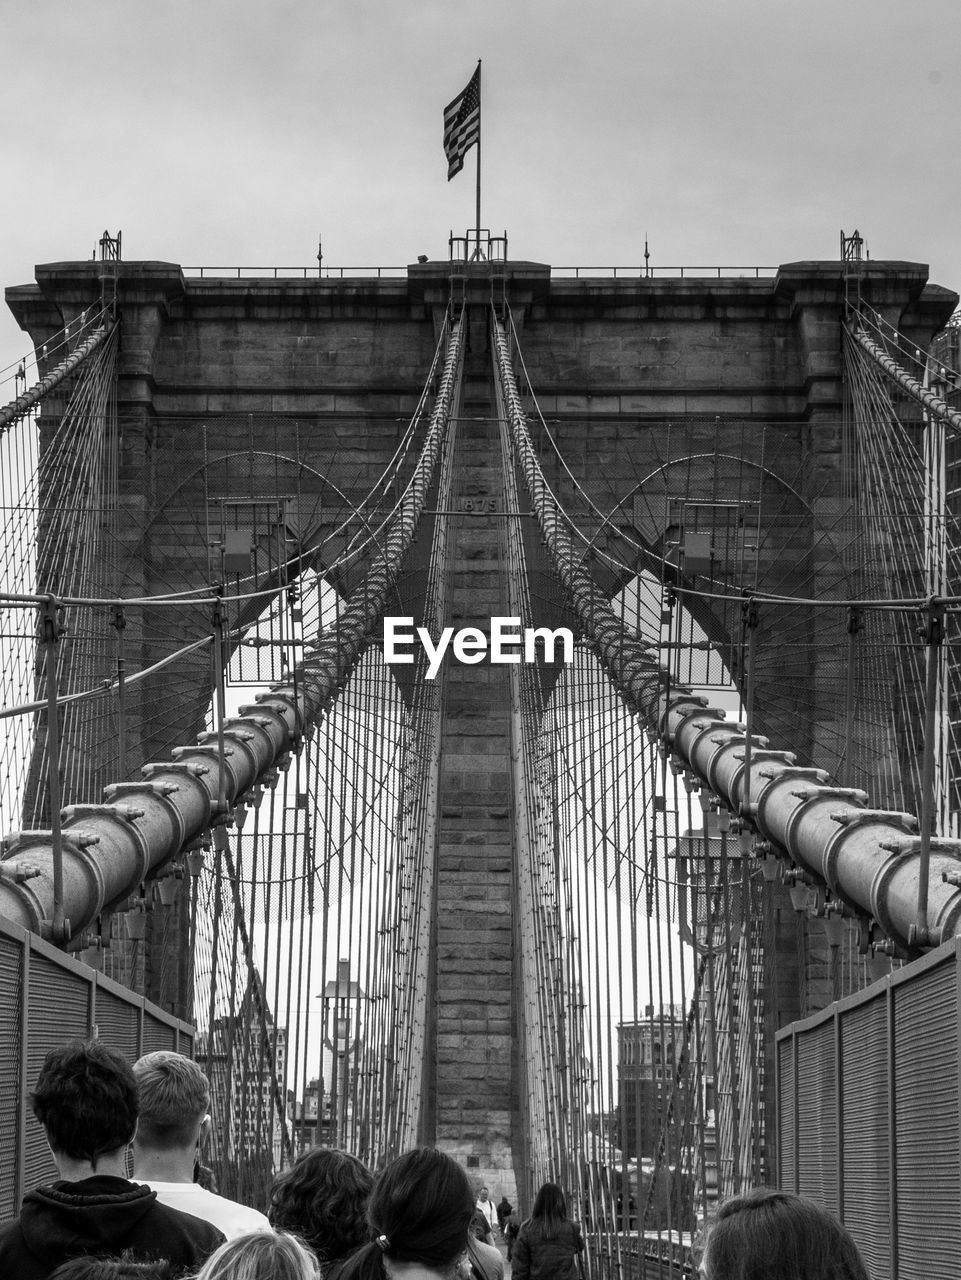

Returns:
510,1184,584,1280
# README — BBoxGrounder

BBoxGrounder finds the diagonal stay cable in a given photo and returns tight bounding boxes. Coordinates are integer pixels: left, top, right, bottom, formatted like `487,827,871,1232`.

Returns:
0,314,465,946
492,309,961,957
0,322,117,432
850,316,961,436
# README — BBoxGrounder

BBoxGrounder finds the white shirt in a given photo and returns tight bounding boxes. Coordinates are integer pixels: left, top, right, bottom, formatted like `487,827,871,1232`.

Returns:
476,1198,497,1231
137,1180,272,1240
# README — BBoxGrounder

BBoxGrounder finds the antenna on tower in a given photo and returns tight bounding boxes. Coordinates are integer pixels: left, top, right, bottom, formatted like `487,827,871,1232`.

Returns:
644,234,651,278
840,228,865,314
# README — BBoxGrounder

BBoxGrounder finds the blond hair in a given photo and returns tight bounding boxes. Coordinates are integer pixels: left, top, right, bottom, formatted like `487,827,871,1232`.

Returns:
133,1050,210,1149
194,1232,319,1280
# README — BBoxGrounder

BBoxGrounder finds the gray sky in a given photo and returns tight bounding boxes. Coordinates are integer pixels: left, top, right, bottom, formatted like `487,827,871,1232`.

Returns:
2,0,960,383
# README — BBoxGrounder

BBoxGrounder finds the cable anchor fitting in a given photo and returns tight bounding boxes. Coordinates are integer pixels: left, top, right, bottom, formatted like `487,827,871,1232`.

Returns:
39,596,66,645
922,597,945,646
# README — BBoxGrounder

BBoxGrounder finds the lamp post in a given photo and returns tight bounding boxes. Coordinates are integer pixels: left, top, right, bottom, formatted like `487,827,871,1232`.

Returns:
320,958,364,1147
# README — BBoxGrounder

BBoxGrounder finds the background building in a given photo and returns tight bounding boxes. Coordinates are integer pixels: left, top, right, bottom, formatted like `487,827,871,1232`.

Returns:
197,974,291,1198
617,1006,689,1160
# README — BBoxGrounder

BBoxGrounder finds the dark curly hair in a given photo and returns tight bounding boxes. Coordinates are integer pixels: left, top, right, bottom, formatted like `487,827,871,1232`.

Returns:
48,1253,171,1279
268,1148,373,1264
31,1039,138,1166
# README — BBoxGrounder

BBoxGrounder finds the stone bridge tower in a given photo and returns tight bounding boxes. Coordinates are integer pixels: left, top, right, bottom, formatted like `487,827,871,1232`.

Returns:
7,249,955,1198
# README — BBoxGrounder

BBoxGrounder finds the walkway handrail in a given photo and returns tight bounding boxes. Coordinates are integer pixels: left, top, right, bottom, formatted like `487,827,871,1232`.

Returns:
0,317,465,946
492,311,961,957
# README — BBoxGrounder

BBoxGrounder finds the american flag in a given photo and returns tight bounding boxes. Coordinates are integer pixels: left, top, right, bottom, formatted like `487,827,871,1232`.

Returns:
443,67,481,180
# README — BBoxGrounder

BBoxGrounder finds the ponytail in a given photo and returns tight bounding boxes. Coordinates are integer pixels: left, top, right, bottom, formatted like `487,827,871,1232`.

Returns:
340,1148,473,1277
337,1241,386,1280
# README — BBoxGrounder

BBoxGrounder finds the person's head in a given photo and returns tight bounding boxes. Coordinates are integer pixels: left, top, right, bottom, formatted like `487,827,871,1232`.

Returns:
194,1231,320,1280
31,1039,138,1170
340,1148,474,1280
49,1253,171,1279
477,1185,489,1202
269,1148,373,1263
195,1161,219,1192
527,1182,569,1239
133,1051,210,1151
702,1189,870,1280
470,1208,492,1241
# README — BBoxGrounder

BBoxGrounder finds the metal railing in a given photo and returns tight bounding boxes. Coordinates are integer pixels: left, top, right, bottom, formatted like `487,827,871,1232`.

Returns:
0,914,192,1218
180,264,780,282
183,266,409,280
551,265,778,280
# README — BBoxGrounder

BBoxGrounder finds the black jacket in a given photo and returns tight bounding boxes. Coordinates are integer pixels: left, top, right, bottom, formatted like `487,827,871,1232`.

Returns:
0,1175,225,1279
510,1218,584,1280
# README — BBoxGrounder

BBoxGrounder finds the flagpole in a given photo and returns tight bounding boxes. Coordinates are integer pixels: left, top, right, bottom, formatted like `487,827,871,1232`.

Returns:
475,59,482,260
